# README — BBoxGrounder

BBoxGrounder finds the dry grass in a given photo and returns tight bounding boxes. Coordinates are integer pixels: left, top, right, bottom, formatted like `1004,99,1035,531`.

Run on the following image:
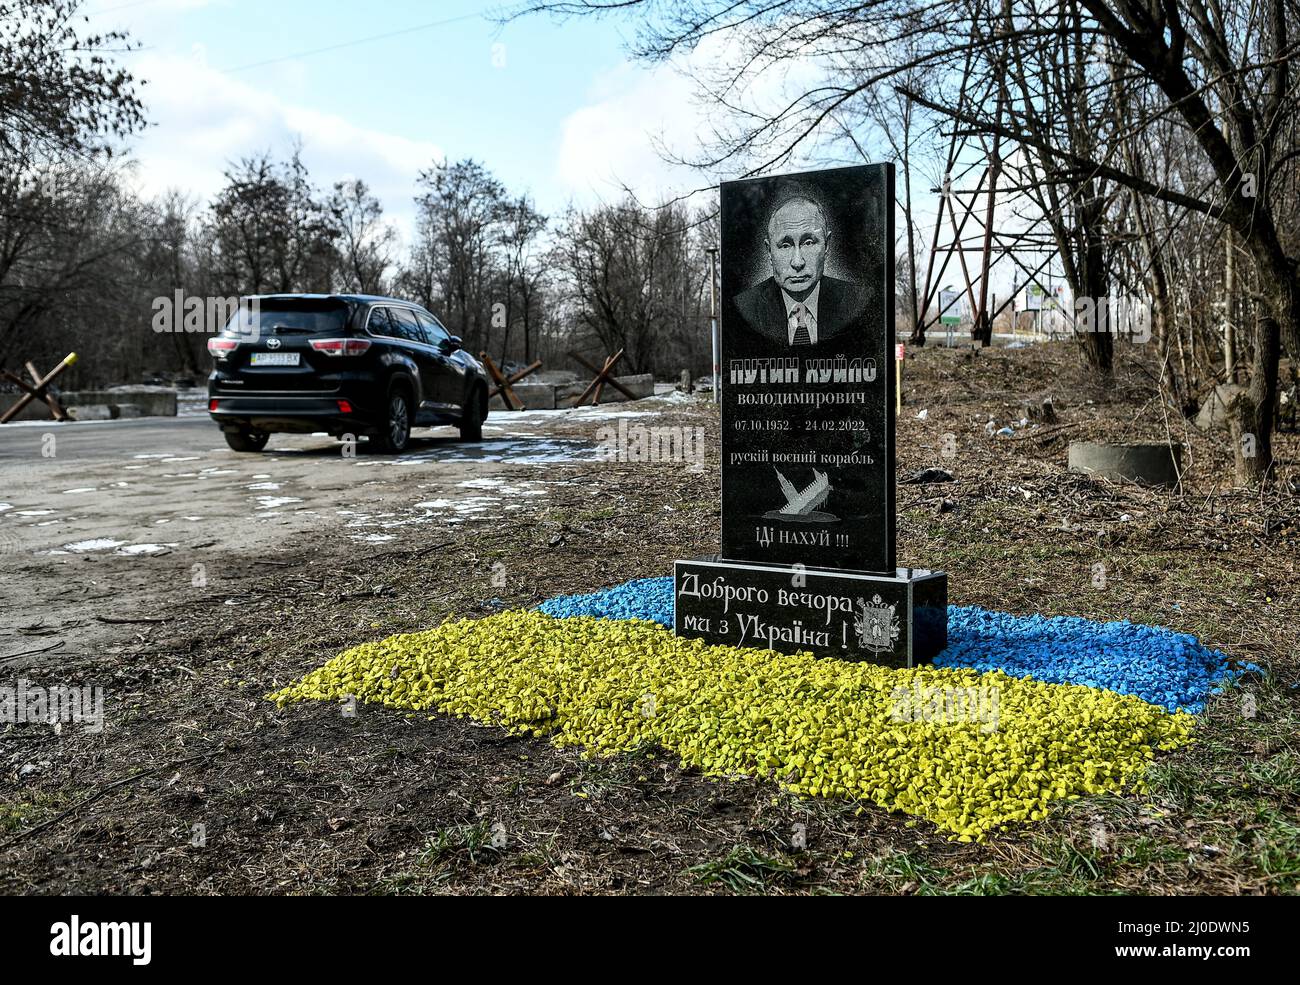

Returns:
1,340,1296,894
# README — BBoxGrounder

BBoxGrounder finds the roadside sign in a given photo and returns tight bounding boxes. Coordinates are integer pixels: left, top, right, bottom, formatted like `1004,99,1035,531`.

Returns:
938,288,962,326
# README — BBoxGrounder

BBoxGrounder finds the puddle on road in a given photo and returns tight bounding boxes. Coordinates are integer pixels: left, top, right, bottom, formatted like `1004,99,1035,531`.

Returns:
257,436,599,466
377,438,598,466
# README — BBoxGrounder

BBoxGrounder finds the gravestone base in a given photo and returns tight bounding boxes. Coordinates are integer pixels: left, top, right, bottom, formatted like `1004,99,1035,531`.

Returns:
674,557,947,668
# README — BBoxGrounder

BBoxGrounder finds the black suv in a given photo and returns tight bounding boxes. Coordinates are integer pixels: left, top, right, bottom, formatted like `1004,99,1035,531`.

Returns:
207,294,490,453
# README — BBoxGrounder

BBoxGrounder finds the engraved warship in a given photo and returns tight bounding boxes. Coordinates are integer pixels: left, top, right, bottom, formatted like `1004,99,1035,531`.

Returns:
764,467,839,522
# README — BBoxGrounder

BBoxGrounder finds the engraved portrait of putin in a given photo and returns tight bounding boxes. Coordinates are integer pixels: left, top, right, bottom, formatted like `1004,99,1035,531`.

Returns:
734,186,870,347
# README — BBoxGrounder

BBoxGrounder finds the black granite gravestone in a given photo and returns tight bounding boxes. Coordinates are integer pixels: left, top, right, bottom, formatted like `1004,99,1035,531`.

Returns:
674,163,948,666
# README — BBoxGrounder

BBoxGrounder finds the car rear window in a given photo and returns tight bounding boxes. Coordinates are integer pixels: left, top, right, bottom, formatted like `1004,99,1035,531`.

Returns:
367,307,396,336
224,299,349,336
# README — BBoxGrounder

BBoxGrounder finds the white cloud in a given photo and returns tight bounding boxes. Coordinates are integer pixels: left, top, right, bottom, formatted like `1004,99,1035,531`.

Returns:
555,59,710,206
122,52,442,241
554,33,830,208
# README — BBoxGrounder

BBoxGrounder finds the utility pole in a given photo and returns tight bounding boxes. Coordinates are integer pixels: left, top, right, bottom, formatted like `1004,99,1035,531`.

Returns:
706,246,720,403
1224,229,1237,383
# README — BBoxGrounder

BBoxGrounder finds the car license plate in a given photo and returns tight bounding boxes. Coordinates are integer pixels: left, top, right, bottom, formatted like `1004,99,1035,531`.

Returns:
250,352,299,367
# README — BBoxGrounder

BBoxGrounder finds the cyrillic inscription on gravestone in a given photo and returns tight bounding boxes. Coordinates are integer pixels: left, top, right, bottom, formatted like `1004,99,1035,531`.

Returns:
719,163,895,573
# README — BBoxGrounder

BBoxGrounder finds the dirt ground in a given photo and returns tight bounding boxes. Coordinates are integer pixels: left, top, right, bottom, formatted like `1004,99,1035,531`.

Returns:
1,343,1296,895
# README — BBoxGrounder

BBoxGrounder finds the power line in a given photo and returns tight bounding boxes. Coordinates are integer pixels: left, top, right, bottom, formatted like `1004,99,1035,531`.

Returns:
219,10,488,74
83,0,164,17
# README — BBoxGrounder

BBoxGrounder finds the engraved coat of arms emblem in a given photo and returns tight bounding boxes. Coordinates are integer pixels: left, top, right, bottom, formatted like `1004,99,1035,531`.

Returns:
854,594,900,653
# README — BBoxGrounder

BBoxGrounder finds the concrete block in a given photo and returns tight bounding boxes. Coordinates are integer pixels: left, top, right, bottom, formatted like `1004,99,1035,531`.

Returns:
66,404,115,421
0,388,178,422
556,373,654,405
489,383,557,411
1068,441,1183,487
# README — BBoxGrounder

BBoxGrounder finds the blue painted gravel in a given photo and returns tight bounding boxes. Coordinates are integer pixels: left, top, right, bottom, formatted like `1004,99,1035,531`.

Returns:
538,577,676,624
933,607,1247,713
536,576,1249,713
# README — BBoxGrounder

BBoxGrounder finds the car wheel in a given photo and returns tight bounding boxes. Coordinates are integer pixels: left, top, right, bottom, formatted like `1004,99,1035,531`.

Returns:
225,429,269,453
458,384,486,442
372,386,412,454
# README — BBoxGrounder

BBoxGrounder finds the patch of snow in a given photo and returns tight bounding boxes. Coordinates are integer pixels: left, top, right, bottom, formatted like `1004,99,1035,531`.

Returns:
456,478,546,496
355,435,596,466
254,496,303,510
63,538,125,552
414,495,503,515
649,389,700,404
566,408,657,422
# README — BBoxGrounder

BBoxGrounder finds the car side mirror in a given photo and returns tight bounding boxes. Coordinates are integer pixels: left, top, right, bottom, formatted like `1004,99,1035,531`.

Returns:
446,335,463,351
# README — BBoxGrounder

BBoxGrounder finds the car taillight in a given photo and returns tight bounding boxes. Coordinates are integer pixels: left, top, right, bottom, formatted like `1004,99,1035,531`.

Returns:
310,338,371,357
209,399,219,412
337,400,353,414
207,338,238,359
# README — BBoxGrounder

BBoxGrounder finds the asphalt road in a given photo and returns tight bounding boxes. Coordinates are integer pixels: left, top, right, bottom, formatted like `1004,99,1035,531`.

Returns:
0,415,216,462
0,407,634,658
0,410,613,554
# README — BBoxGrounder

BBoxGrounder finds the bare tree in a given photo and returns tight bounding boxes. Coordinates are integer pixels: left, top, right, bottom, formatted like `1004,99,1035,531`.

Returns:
496,195,548,363
0,0,144,162
522,0,1300,482
409,159,508,352
0,0,145,367
209,151,338,296
329,179,395,295
552,198,705,376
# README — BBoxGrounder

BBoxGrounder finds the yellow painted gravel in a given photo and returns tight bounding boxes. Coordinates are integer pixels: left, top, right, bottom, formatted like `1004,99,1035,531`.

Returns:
268,611,1194,840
